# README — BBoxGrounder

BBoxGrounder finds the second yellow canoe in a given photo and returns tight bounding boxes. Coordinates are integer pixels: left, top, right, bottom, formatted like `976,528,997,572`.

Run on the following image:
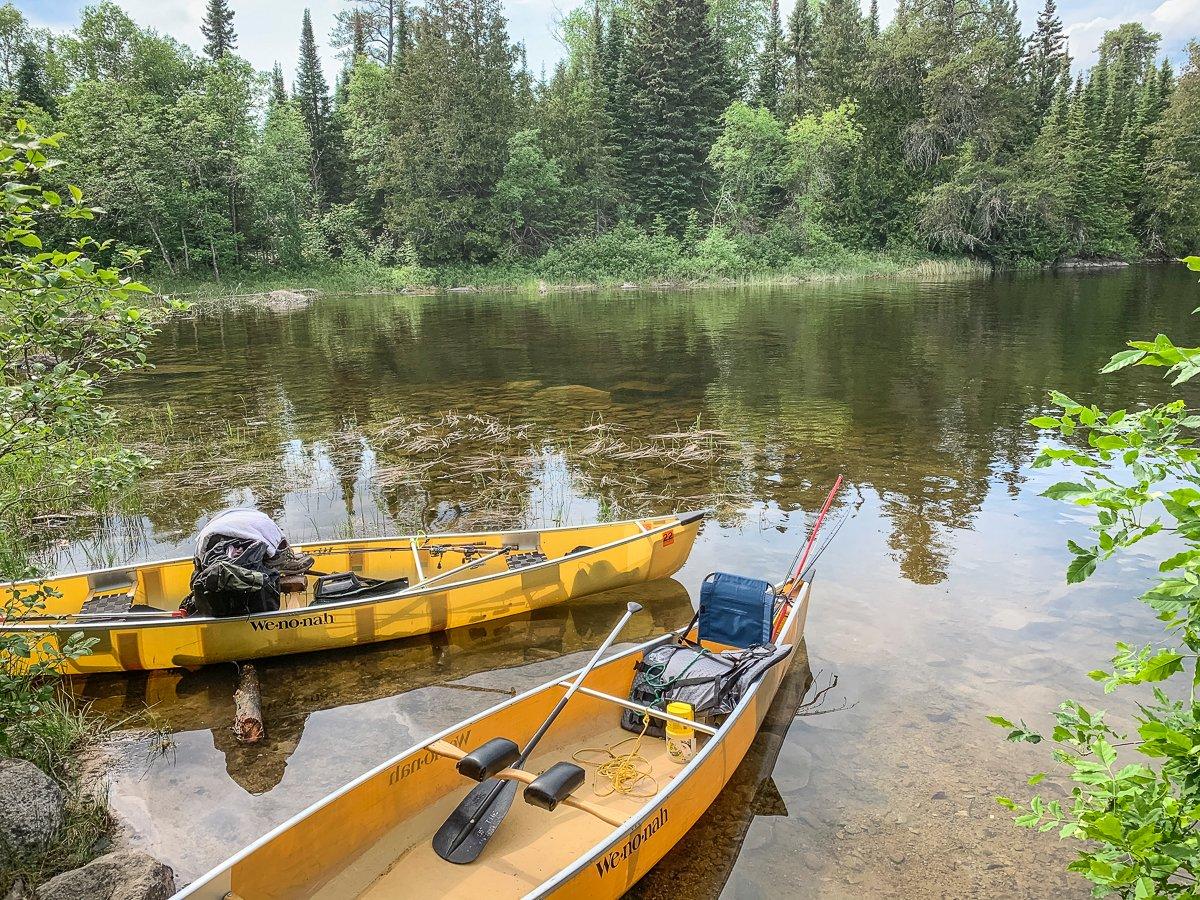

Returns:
2,513,703,674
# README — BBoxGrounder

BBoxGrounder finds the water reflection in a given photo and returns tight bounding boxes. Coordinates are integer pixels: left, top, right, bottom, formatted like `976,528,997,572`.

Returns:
52,265,1200,894
79,580,693,796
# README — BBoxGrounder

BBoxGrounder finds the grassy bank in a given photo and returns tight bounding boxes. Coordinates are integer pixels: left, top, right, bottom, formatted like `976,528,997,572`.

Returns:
151,248,993,302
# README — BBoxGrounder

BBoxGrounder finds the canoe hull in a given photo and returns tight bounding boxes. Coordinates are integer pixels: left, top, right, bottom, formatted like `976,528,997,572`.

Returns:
6,516,701,674
174,580,811,900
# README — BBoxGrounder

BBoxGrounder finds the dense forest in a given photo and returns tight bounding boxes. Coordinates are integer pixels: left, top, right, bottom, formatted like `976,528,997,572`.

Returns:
4,0,1199,283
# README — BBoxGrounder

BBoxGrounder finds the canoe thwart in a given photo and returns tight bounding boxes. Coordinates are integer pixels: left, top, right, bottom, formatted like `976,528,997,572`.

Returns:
427,740,625,827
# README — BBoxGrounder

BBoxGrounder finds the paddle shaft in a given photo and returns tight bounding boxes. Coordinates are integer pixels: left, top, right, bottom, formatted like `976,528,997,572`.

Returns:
440,600,642,858
516,600,641,767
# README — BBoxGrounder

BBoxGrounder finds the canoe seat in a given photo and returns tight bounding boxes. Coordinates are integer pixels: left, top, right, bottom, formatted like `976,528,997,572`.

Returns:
507,551,548,570
698,571,776,649
80,584,137,616
456,738,520,782
523,762,586,813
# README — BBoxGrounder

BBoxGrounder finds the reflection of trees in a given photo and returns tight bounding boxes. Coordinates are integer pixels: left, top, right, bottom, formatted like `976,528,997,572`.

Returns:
81,266,1200,583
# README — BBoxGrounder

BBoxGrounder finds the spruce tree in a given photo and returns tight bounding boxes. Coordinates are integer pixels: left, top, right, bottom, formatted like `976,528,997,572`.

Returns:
1024,0,1069,122
270,62,288,106
201,0,238,60
757,0,784,114
625,0,732,231
295,8,333,198
812,0,867,107
784,0,815,118
14,48,54,114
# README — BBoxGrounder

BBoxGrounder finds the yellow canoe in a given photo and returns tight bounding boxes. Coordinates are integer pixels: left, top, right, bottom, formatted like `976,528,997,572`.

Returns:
174,577,812,900
3,514,702,674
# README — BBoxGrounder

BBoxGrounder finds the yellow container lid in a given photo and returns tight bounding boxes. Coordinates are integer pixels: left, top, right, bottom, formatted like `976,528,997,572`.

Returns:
664,701,695,736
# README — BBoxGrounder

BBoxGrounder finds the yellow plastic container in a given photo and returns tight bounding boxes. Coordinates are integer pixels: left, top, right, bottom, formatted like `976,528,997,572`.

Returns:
665,701,696,763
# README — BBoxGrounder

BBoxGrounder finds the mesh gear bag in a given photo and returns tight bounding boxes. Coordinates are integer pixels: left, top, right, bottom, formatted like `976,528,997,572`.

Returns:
621,642,792,738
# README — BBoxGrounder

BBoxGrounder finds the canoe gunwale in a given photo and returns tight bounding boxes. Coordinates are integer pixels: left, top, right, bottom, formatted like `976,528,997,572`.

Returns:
171,578,810,900
2,513,703,635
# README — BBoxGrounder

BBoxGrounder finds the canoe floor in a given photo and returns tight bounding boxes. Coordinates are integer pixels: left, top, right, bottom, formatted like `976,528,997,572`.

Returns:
314,726,686,899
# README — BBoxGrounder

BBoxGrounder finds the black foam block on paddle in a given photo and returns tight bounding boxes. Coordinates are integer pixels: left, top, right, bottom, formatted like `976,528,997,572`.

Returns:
523,762,586,813
456,737,520,782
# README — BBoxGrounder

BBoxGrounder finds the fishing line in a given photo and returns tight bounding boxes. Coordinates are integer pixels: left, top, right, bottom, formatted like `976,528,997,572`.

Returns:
799,507,852,580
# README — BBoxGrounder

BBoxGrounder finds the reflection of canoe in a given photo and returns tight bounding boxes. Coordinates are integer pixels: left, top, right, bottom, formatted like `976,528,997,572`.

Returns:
76,580,698,797
177,578,812,899
4,514,703,674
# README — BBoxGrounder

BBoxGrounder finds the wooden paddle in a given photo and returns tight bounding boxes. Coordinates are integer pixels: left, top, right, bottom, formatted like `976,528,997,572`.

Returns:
432,600,643,865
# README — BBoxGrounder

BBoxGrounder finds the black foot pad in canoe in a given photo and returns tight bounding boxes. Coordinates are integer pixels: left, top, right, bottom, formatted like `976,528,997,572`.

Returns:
523,762,585,813
456,738,520,782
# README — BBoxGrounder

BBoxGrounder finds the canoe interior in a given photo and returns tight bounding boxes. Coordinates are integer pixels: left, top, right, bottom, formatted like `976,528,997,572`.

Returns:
229,639,731,900
9,517,678,620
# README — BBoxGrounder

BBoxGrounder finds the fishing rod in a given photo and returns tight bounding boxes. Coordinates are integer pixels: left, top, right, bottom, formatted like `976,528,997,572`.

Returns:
773,475,844,635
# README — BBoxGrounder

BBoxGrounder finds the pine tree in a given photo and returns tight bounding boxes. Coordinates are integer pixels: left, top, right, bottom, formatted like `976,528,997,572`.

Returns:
812,0,867,107
295,8,332,198
270,62,288,105
1145,41,1200,255
868,0,880,40
201,0,238,61
14,48,54,114
625,0,732,231
756,0,784,114
1024,0,1069,122
352,11,367,59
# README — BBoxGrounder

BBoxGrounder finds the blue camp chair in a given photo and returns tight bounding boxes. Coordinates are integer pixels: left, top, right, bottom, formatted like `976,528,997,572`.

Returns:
698,572,777,648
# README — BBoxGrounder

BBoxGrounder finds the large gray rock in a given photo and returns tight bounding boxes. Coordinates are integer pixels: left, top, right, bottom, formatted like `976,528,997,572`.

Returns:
36,852,174,900
0,759,64,864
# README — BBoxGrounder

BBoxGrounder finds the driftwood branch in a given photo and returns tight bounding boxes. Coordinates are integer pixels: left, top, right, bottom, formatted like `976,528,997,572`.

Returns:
233,664,265,744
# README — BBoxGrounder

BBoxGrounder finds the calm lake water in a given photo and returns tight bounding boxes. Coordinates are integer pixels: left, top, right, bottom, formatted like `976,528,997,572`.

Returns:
61,265,1200,896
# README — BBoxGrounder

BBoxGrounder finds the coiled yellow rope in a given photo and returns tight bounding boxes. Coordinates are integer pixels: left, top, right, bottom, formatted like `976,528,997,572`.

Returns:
572,715,659,798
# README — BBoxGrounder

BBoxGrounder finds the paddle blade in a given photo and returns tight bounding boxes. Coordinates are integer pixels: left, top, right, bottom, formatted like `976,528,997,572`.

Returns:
432,777,519,864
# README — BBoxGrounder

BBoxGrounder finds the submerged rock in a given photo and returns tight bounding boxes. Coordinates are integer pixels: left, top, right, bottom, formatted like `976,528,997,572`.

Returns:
611,380,672,394
36,851,174,900
533,384,611,403
0,759,64,865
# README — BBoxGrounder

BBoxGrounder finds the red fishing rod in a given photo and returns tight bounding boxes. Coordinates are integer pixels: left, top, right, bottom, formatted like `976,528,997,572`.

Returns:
774,474,844,635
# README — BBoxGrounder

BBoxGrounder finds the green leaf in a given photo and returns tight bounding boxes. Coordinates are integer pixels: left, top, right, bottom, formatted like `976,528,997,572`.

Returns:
1028,772,1046,785
1100,349,1147,373
987,715,1015,728
1042,482,1092,502
1067,552,1098,584
1029,416,1062,429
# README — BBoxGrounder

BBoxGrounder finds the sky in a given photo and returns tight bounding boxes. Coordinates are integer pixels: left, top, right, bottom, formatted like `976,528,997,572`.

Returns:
18,0,1199,87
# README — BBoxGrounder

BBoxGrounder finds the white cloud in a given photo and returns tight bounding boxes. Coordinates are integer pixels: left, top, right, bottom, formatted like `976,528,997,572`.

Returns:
24,0,348,85
1065,0,1198,69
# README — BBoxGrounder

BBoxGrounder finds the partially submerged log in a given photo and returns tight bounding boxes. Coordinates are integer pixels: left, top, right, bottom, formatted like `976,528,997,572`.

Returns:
233,664,265,744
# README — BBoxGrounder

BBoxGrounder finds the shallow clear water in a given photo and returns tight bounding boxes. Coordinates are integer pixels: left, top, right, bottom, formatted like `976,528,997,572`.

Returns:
63,266,1200,895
